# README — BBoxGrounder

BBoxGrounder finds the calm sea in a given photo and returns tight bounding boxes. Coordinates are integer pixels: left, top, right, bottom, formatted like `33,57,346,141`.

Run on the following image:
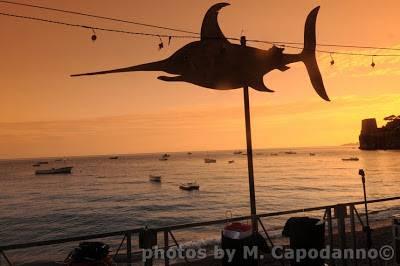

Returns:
1,146,400,263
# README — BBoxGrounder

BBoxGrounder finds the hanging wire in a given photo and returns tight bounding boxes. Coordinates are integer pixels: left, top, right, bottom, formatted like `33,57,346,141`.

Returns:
0,12,198,39
1,11,400,58
2,0,400,53
371,56,376,68
0,0,199,35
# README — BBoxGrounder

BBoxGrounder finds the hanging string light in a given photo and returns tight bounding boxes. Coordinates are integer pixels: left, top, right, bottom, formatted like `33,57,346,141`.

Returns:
91,28,97,42
168,36,172,46
330,53,335,65
158,36,164,50
371,56,375,68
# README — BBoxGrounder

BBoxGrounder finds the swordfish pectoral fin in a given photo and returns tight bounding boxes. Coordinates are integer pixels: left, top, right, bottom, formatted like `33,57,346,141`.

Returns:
157,75,185,82
250,80,275,93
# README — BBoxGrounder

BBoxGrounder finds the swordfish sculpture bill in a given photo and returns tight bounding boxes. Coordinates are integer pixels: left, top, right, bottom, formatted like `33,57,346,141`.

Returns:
71,3,330,101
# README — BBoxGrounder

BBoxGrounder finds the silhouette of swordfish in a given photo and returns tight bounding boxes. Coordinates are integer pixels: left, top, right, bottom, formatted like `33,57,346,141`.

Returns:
71,3,329,101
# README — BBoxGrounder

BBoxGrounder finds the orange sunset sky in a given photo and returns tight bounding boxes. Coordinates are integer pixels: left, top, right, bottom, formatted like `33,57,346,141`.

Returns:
1,0,400,159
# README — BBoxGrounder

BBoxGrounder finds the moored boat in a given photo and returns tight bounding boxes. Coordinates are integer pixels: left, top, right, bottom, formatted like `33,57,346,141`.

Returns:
35,167,73,175
149,175,161,182
109,156,119,160
179,182,200,191
204,158,216,163
228,160,235,164
342,157,359,161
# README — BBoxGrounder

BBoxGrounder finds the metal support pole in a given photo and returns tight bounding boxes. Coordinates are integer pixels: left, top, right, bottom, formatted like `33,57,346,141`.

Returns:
350,205,358,266
240,35,258,233
359,169,372,266
126,232,132,263
164,230,169,266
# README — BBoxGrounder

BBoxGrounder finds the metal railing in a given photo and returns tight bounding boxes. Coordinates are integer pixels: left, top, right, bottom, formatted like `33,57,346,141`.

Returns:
1,196,400,265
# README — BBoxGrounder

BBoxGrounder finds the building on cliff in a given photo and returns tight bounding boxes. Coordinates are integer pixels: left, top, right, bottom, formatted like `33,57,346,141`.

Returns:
359,115,400,150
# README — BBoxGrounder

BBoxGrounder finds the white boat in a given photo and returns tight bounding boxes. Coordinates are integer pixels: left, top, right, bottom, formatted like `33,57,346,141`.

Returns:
179,182,200,191
204,158,216,163
342,157,359,161
35,167,73,175
149,175,161,182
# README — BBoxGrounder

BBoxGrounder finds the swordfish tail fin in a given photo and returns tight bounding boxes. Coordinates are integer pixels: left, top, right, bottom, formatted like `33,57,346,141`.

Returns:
70,60,167,77
301,6,330,101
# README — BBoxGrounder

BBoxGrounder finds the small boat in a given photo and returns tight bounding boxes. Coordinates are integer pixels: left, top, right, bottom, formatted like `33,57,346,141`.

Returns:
285,151,297,155
159,157,168,161
179,182,200,191
54,159,62,162
162,153,170,158
228,160,235,164
109,156,119,160
270,153,279,156
233,151,242,155
38,161,49,164
35,167,73,175
309,153,316,156
149,175,161,182
187,152,192,155
204,158,216,163
342,157,359,161
32,164,41,167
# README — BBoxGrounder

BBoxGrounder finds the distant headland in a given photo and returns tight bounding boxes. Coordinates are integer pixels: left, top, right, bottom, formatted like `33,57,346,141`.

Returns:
359,115,400,150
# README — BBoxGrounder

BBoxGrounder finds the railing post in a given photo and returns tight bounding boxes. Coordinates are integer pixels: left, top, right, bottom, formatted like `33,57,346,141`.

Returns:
350,205,358,266
142,229,156,266
126,232,132,263
326,208,334,266
164,230,169,266
335,204,347,266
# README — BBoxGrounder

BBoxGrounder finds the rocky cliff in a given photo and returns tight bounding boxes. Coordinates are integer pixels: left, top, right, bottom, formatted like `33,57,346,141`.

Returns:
359,117,400,150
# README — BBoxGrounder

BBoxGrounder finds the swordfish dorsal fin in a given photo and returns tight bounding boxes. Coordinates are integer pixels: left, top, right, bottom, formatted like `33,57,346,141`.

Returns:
200,2,230,41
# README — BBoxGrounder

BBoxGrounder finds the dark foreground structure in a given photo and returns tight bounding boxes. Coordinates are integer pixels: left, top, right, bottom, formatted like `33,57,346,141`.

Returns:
2,196,400,266
359,116,400,150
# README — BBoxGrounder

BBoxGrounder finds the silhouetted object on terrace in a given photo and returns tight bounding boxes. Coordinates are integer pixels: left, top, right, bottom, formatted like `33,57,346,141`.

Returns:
283,217,325,266
71,3,329,101
359,117,400,150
